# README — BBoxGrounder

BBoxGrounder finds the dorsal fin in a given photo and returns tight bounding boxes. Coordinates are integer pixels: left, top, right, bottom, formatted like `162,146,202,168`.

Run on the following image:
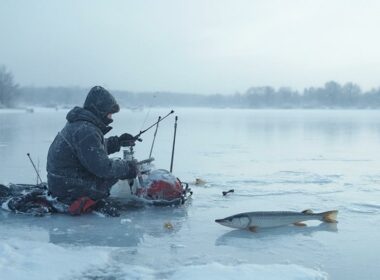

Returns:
302,209,313,214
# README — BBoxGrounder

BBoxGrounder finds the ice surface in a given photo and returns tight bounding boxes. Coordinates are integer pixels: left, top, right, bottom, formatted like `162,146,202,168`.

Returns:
1,108,380,279
169,263,328,280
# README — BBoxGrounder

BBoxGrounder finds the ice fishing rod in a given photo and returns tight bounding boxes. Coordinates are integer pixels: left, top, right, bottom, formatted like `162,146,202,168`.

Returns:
170,116,178,173
149,116,161,158
134,110,174,140
27,153,43,185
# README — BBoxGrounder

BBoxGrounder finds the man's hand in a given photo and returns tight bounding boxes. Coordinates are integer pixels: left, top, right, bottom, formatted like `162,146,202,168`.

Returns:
118,133,136,147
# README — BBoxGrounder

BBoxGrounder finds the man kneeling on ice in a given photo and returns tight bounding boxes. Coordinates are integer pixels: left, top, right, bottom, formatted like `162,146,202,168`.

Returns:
47,86,138,216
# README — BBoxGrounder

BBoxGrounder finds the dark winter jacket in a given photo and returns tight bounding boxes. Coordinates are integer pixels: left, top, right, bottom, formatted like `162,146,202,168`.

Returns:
47,87,131,202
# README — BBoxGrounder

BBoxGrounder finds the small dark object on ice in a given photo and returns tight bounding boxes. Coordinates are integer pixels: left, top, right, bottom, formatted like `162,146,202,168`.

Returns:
222,189,234,196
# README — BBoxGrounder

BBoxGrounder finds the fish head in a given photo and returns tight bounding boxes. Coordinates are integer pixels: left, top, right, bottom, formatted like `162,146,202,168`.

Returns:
215,214,250,229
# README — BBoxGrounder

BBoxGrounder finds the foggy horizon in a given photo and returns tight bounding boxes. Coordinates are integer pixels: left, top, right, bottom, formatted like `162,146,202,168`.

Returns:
1,0,380,94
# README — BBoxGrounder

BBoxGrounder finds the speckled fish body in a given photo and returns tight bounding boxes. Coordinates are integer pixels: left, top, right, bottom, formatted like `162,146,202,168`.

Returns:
215,210,338,230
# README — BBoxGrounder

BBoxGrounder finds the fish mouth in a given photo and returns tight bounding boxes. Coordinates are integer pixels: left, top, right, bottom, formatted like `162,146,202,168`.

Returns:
215,218,226,224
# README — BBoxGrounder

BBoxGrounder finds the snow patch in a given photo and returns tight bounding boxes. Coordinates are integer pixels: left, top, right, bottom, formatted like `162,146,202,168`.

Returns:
77,262,328,279
0,239,111,280
120,218,132,224
169,262,328,280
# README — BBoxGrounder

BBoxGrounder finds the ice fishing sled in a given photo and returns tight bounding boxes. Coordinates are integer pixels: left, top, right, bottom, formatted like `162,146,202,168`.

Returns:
0,167,192,216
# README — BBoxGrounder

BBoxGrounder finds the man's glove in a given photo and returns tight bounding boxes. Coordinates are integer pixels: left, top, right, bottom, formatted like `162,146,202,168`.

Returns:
118,133,136,147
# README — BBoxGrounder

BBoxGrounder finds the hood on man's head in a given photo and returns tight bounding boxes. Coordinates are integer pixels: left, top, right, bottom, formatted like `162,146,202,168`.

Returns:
83,86,120,120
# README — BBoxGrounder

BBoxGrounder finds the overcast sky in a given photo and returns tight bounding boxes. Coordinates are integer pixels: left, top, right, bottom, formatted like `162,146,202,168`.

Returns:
0,0,379,94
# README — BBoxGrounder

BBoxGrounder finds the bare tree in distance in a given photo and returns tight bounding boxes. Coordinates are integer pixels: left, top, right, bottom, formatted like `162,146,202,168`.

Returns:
0,65,18,108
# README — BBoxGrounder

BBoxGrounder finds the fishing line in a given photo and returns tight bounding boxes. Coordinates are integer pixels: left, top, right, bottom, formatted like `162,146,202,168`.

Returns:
139,94,156,132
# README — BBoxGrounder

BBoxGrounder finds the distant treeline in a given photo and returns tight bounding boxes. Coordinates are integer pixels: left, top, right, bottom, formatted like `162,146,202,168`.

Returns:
2,63,380,109
16,81,380,109
0,66,19,108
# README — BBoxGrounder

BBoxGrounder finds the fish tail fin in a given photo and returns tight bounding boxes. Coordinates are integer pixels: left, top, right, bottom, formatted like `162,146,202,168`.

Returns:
321,210,338,223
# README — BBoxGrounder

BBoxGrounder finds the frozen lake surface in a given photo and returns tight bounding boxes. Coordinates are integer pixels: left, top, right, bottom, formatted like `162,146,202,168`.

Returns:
1,108,380,279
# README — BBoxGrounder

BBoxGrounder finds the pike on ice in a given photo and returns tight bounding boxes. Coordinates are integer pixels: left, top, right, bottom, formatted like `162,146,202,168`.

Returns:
215,209,338,232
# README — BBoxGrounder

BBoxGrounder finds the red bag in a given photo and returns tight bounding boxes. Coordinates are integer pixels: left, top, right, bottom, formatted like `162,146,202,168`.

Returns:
147,179,183,200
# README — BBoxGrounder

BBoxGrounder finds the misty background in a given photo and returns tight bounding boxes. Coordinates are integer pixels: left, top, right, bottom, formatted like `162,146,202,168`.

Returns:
1,0,380,108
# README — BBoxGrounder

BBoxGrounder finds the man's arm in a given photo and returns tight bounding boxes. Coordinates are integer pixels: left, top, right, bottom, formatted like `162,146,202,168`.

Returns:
72,126,131,179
